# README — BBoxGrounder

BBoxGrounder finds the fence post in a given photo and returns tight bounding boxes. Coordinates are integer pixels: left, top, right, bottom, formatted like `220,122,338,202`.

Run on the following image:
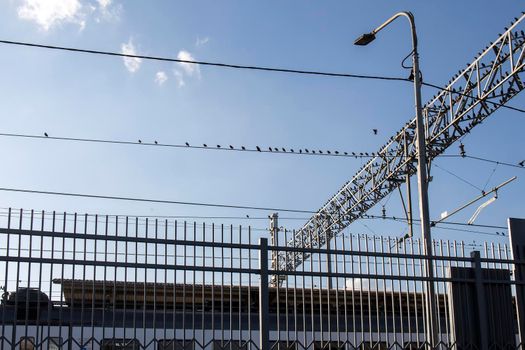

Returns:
509,218,525,348
471,251,489,350
259,238,270,350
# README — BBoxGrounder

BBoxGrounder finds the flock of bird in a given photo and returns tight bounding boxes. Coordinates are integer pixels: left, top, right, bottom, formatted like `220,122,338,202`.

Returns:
41,131,525,165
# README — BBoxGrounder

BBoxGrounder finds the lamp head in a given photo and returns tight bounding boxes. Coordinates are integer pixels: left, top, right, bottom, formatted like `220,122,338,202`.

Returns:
354,32,376,46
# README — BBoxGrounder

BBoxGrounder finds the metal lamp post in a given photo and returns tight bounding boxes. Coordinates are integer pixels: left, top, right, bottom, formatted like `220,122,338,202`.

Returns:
354,11,439,346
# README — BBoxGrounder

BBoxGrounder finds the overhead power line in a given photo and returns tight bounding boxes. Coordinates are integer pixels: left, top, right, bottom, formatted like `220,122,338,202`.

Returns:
0,39,407,82
1,132,524,169
0,132,398,159
0,187,316,214
0,39,523,114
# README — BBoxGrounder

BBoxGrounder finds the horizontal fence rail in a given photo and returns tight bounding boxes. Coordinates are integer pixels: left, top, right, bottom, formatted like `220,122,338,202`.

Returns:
0,209,523,350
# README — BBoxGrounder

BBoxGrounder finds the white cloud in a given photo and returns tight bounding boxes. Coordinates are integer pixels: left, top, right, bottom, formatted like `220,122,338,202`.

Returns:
97,0,111,8
121,39,141,73
195,36,209,47
173,70,185,88
16,0,121,31
155,71,168,86
17,0,85,31
177,50,200,78
95,0,121,22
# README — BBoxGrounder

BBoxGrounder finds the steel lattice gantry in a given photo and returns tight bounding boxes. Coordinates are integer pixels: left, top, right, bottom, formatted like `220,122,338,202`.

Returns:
272,13,525,276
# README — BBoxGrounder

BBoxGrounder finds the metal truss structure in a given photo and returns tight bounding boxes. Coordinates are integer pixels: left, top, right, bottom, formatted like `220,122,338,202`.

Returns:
272,13,525,277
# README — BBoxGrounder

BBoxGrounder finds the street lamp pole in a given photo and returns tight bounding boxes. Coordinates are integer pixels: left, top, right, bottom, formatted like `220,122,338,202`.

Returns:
355,11,439,346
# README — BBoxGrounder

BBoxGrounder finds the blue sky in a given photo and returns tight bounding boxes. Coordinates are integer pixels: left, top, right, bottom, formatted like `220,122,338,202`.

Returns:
0,0,524,245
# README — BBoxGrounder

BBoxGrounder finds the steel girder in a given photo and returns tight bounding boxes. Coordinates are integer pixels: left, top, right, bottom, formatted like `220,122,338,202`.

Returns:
273,14,525,277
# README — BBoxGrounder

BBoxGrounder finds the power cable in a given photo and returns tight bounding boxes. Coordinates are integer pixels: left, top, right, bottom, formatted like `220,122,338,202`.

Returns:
463,155,525,169
421,81,525,114
0,132,397,159
0,187,316,214
361,213,507,230
0,39,407,82
0,39,523,114
2,133,524,169
433,163,484,192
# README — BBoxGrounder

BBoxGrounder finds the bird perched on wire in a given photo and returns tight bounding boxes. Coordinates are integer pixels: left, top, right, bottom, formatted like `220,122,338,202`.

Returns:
373,129,378,135
44,132,48,137
256,146,261,152
459,143,466,157
138,140,142,143
185,142,190,147
154,141,158,144
519,160,525,167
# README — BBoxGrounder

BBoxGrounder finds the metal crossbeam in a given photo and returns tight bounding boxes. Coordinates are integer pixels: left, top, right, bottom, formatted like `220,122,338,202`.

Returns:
273,14,525,277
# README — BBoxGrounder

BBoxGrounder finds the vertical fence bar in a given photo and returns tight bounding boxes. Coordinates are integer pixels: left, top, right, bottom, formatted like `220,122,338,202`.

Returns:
509,218,525,347
471,251,488,350
259,238,269,350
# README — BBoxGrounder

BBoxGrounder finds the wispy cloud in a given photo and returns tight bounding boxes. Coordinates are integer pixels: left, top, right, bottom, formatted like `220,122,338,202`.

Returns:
17,0,85,31
177,50,200,78
155,71,168,86
16,0,121,31
121,39,141,73
195,36,209,47
173,70,185,88
94,0,121,22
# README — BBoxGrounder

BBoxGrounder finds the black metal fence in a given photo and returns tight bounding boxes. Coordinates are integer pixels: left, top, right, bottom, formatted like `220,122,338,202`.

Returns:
0,209,524,350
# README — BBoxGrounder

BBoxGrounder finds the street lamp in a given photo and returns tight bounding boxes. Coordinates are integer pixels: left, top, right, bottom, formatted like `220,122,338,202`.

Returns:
354,11,439,347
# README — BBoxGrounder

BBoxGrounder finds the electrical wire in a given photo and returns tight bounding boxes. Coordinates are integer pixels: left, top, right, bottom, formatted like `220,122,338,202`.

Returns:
421,81,525,114
1,39,523,114
0,132,399,159
359,214,505,237
360,213,507,230
0,187,316,214
433,163,484,192
463,155,525,169
0,39,407,82
2,133,524,170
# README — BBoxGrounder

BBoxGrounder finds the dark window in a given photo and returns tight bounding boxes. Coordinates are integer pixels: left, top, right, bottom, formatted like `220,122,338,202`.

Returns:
159,340,195,350
271,341,298,350
212,340,248,350
100,339,141,350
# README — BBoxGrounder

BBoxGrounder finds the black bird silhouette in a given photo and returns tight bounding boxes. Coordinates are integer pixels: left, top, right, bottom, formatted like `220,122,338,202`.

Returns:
44,132,48,137
269,147,272,151
305,149,309,153
241,146,246,150
256,146,261,152
335,151,339,155
282,148,286,152
185,142,190,146
373,129,378,135
229,145,233,149
299,149,302,153
246,215,250,218
217,145,221,148
319,150,323,154
274,147,279,152
290,149,294,153
327,151,331,154
519,160,525,167
154,141,158,144
344,152,348,155
138,140,142,143
203,144,207,147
